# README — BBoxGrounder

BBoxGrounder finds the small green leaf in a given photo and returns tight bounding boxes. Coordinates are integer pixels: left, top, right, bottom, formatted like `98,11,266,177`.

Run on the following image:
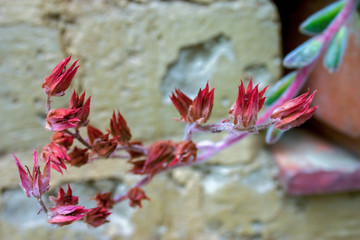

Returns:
283,37,323,68
300,0,345,36
323,26,348,72
265,125,284,144
265,71,296,106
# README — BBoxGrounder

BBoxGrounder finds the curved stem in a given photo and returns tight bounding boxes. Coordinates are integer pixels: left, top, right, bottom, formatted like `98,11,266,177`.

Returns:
113,175,152,204
46,96,51,112
115,144,148,155
37,196,48,214
194,0,358,163
111,0,359,207
64,129,92,149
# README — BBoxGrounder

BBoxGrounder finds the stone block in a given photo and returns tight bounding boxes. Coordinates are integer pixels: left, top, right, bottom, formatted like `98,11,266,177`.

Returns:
0,25,65,153
271,130,360,195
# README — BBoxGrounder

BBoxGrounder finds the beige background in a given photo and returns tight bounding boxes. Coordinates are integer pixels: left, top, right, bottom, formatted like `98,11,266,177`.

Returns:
1,1,360,240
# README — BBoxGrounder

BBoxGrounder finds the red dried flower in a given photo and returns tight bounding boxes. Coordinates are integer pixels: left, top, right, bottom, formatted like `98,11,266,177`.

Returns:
109,110,131,144
126,141,146,161
46,108,81,132
41,142,71,174
271,90,318,131
128,159,146,175
42,56,79,97
171,82,215,124
68,147,89,167
87,125,118,158
227,78,268,129
49,184,79,206
127,187,150,208
129,140,176,175
13,149,50,198
169,140,197,166
69,90,91,128
48,205,90,226
84,207,111,228
90,192,115,209
51,132,74,149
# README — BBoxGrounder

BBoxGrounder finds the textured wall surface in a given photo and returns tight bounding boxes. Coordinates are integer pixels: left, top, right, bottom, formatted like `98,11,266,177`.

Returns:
3,1,360,240
0,0,281,153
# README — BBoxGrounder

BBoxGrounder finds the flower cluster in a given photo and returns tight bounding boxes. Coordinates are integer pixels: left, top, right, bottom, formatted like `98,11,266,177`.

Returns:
13,56,318,228
225,78,267,130
48,185,111,227
271,90,318,131
170,82,214,124
13,149,50,198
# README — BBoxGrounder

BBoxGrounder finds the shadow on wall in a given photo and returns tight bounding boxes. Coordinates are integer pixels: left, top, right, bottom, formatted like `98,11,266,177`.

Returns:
161,34,234,103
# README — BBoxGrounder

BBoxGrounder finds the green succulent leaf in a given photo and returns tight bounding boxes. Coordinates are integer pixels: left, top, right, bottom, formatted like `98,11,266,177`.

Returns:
323,25,348,73
265,125,284,144
300,0,345,36
265,71,296,106
283,37,323,68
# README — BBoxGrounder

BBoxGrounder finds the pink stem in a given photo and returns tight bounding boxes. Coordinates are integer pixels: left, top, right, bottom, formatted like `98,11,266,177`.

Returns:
37,197,48,214
111,0,359,206
46,96,51,112
113,175,152,204
195,0,358,163
64,129,92,149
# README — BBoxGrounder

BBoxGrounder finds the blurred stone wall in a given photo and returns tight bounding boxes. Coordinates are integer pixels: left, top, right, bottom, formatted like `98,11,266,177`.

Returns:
2,1,360,240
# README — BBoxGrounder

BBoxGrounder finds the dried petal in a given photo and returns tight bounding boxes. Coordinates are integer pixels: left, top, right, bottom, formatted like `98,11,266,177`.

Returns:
41,143,71,174
127,187,150,208
109,110,131,144
51,132,74,149
170,89,192,121
13,154,32,197
50,184,79,206
48,205,90,226
84,207,111,228
68,147,89,167
13,149,51,198
42,56,79,97
228,78,268,129
169,140,197,166
144,140,176,175
271,90,318,131
90,192,115,209
171,82,215,124
87,125,118,158
69,91,91,128
188,82,215,124
46,108,81,132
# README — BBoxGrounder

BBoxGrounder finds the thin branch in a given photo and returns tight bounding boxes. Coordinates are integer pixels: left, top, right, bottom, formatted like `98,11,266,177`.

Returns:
37,196,48,214
113,175,152,204
46,96,51,112
64,129,92,149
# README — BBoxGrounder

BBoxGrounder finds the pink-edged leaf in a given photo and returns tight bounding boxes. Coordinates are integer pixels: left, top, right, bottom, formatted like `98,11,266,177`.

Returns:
13,153,32,197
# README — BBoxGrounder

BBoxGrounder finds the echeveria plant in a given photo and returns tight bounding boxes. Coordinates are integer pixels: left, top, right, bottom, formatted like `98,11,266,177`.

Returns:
13,0,359,227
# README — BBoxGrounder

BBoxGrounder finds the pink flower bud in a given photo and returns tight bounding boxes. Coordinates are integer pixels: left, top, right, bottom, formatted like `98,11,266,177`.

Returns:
227,77,268,129
271,90,318,131
171,82,215,124
13,149,50,198
48,205,90,226
127,187,150,208
84,207,111,228
46,108,81,132
49,184,79,206
41,142,70,174
109,110,131,144
42,56,79,97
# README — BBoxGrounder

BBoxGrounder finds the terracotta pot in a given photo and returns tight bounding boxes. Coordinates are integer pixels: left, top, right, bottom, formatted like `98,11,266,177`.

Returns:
305,27,360,155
